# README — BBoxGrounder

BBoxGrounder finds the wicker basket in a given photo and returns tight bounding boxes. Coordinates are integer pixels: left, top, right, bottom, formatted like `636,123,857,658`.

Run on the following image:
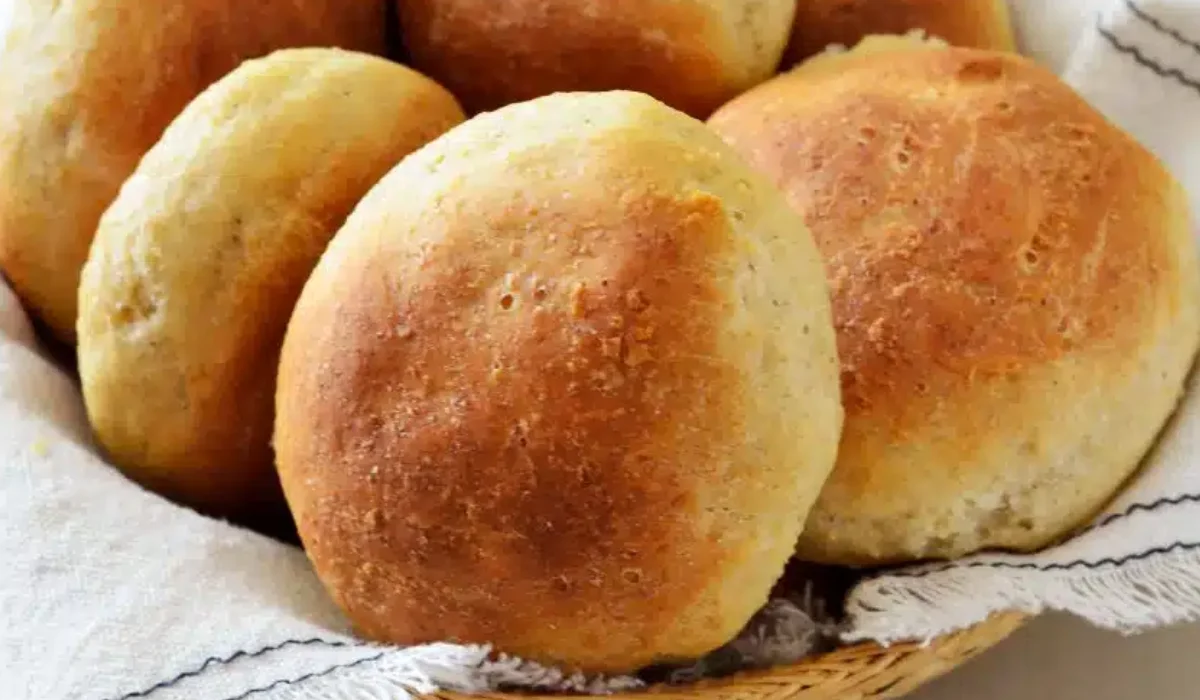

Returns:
430,612,1027,700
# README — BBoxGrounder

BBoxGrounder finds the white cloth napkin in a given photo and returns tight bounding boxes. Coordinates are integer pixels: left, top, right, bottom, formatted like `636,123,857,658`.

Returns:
2,1,1199,699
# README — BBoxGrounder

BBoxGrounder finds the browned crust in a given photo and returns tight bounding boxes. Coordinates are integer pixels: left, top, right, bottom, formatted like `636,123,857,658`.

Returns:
394,0,783,117
709,45,1200,564
282,189,736,665
0,0,388,341
276,92,842,671
712,47,1177,435
784,0,1016,67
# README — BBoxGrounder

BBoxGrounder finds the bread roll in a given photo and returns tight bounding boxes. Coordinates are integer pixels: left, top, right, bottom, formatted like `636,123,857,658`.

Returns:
708,38,1200,566
274,91,843,672
77,49,464,521
394,0,796,117
784,0,1016,67
0,0,388,342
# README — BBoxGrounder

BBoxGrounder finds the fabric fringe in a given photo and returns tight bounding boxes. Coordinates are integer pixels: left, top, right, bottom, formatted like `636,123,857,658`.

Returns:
257,643,643,700
843,546,1200,645
251,547,1200,698
251,583,842,699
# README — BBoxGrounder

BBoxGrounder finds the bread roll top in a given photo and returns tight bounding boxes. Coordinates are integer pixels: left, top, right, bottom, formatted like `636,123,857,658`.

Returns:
275,91,843,672
77,48,464,521
0,0,388,341
784,0,1016,66
395,0,797,116
710,39,1200,565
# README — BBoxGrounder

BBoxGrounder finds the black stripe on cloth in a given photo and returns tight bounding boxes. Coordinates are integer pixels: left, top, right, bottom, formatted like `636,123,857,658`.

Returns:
217,652,389,700
870,540,1200,581
1098,24,1200,96
1126,0,1200,56
104,491,1200,696
106,638,371,700
1073,492,1200,538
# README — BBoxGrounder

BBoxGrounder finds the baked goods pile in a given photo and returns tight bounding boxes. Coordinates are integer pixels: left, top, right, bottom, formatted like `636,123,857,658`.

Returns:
2,0,1197,680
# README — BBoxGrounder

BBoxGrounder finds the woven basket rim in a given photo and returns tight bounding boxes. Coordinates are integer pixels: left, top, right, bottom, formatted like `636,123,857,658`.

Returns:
428,611,1029,700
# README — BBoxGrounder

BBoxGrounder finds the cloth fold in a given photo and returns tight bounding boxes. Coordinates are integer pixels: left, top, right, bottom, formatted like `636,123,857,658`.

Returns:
2,1,1199,699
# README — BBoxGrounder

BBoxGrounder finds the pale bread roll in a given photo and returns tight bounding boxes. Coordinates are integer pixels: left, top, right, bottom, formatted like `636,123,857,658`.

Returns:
274,91,843,672
0,0,388,342
77,49,464,522
394,0,796,117
708,37,1200,566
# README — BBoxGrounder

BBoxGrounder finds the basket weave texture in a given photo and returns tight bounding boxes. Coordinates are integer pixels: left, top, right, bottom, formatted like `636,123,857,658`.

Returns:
430,612,1027,700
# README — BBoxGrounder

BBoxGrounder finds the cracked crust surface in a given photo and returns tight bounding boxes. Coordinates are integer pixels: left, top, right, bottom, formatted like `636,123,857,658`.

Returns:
709,39,1200,566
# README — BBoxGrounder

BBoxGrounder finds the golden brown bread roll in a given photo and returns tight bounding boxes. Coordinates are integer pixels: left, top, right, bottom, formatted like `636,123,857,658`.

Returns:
708,37,1200,566
274,90,844,672
0,0,388,342
76,49,464,521
394,0,797,117
784,0,1016,66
